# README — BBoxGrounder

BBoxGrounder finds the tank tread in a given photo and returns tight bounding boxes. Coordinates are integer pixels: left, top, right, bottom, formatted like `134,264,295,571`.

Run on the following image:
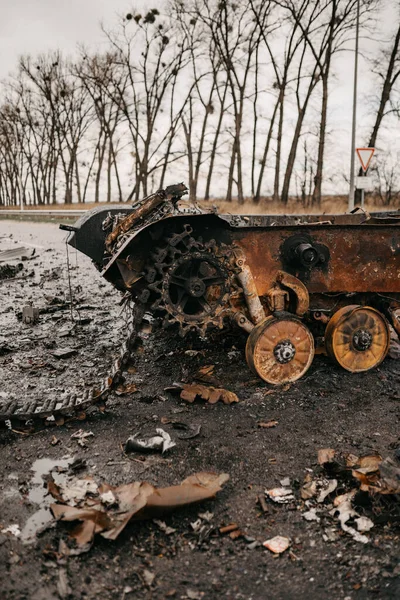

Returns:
0,302,143,426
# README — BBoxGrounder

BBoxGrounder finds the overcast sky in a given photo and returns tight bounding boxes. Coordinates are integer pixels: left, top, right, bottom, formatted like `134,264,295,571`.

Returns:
0,0,150,79
0,0,398,194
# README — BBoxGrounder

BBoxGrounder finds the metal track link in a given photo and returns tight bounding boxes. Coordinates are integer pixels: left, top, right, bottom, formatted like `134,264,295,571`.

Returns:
0,302,144,426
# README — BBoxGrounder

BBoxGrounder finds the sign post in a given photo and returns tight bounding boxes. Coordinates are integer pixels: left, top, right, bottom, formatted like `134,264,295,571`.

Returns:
356,147,375,207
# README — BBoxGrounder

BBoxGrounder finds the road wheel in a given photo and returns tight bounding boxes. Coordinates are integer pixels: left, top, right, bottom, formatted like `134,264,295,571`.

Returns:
325,305,390,372
246,316,314,384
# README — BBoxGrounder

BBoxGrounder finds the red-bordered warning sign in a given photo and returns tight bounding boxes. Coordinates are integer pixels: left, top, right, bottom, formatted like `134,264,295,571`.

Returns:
356,147,375,172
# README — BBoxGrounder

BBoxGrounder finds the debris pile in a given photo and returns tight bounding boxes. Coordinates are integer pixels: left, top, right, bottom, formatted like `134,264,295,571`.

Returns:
49,471,229,553
261,449,399,548
299,449,400,543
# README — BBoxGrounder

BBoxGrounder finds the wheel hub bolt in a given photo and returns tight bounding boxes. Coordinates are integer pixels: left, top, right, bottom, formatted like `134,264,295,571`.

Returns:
274,339,296,364
186,277,206,298
353,329,373,351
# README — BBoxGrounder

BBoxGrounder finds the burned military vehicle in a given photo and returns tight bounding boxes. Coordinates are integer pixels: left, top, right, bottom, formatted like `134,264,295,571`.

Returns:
2,183,399,424
68,183,400,386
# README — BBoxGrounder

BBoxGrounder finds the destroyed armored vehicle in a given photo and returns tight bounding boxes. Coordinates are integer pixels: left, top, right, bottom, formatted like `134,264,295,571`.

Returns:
66,183,400,386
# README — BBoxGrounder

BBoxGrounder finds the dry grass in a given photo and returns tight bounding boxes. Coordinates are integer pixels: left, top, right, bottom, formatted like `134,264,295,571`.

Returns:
1,194,399,214
206,194,400,214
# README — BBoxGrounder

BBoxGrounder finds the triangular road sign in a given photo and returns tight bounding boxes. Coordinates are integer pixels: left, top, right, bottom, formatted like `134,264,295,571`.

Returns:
356,147,375,172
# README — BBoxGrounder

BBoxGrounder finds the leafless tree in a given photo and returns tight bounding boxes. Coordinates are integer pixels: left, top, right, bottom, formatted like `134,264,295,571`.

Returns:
368,21,400,147
103,9,193,201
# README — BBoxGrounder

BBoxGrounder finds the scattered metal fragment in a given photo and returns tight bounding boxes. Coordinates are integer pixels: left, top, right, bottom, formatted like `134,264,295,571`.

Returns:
265,487,295,503
263,536,291,554
303,508,320,522
153,519,176,535
330,497,370,544
198,511,213,522
1,524,21,538
71,430,94,448
316,478,338,503
352,456,400,494
355,516,374,532
193,365,217,384
0,246,35,263
258,494,269,513
115,382,138,395
124,428,176,453
179,383,239,405
219,523,239,534
318,448,336,465
258,420,278,428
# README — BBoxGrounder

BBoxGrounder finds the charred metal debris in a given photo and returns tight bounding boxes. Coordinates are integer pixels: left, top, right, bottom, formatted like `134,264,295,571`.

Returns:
1,183,400,424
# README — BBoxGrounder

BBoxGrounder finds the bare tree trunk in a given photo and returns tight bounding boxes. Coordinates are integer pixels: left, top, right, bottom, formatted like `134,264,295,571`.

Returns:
182,116,195,201
281,83,316,206
107,138,112,202
273,86,285,202
255,95,280,203
204,80,228,201
95,136,107,203
312,74,328,206
226,140,236,202
75,154,82,204
251,49,259,199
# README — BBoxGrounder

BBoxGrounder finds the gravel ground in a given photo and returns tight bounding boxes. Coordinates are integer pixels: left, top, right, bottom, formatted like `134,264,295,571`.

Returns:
0,219,399,600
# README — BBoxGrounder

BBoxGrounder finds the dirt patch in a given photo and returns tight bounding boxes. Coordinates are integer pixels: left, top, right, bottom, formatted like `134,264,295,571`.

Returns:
0,220,399,599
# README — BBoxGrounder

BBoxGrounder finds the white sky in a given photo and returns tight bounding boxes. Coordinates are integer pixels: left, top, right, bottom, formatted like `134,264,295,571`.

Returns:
0,0,398,195
0,1,152,78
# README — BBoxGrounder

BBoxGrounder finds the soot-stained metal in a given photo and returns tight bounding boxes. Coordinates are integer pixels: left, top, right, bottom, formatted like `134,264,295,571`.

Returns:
66,183,400,387
3,183,399,425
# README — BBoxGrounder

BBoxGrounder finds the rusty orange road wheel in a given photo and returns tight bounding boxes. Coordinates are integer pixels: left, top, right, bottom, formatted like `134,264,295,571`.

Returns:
325,305,390,373
246,316,314,385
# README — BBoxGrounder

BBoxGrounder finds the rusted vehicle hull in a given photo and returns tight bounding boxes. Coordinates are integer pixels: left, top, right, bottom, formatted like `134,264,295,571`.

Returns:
67,186,400,385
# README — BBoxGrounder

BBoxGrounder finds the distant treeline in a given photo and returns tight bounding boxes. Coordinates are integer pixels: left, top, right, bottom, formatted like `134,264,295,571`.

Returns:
0,0,399,207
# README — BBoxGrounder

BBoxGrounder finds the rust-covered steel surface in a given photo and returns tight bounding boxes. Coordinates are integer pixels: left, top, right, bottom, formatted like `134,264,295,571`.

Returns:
234,226,400,295
65,186,400,385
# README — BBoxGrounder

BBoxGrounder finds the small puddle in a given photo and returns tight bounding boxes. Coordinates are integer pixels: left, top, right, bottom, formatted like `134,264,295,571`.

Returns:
21,457,73,544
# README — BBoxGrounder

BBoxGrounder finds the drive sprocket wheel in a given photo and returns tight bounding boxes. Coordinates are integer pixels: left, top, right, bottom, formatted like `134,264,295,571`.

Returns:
145,225,236,336
246,316,315,384
325,305,390,372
